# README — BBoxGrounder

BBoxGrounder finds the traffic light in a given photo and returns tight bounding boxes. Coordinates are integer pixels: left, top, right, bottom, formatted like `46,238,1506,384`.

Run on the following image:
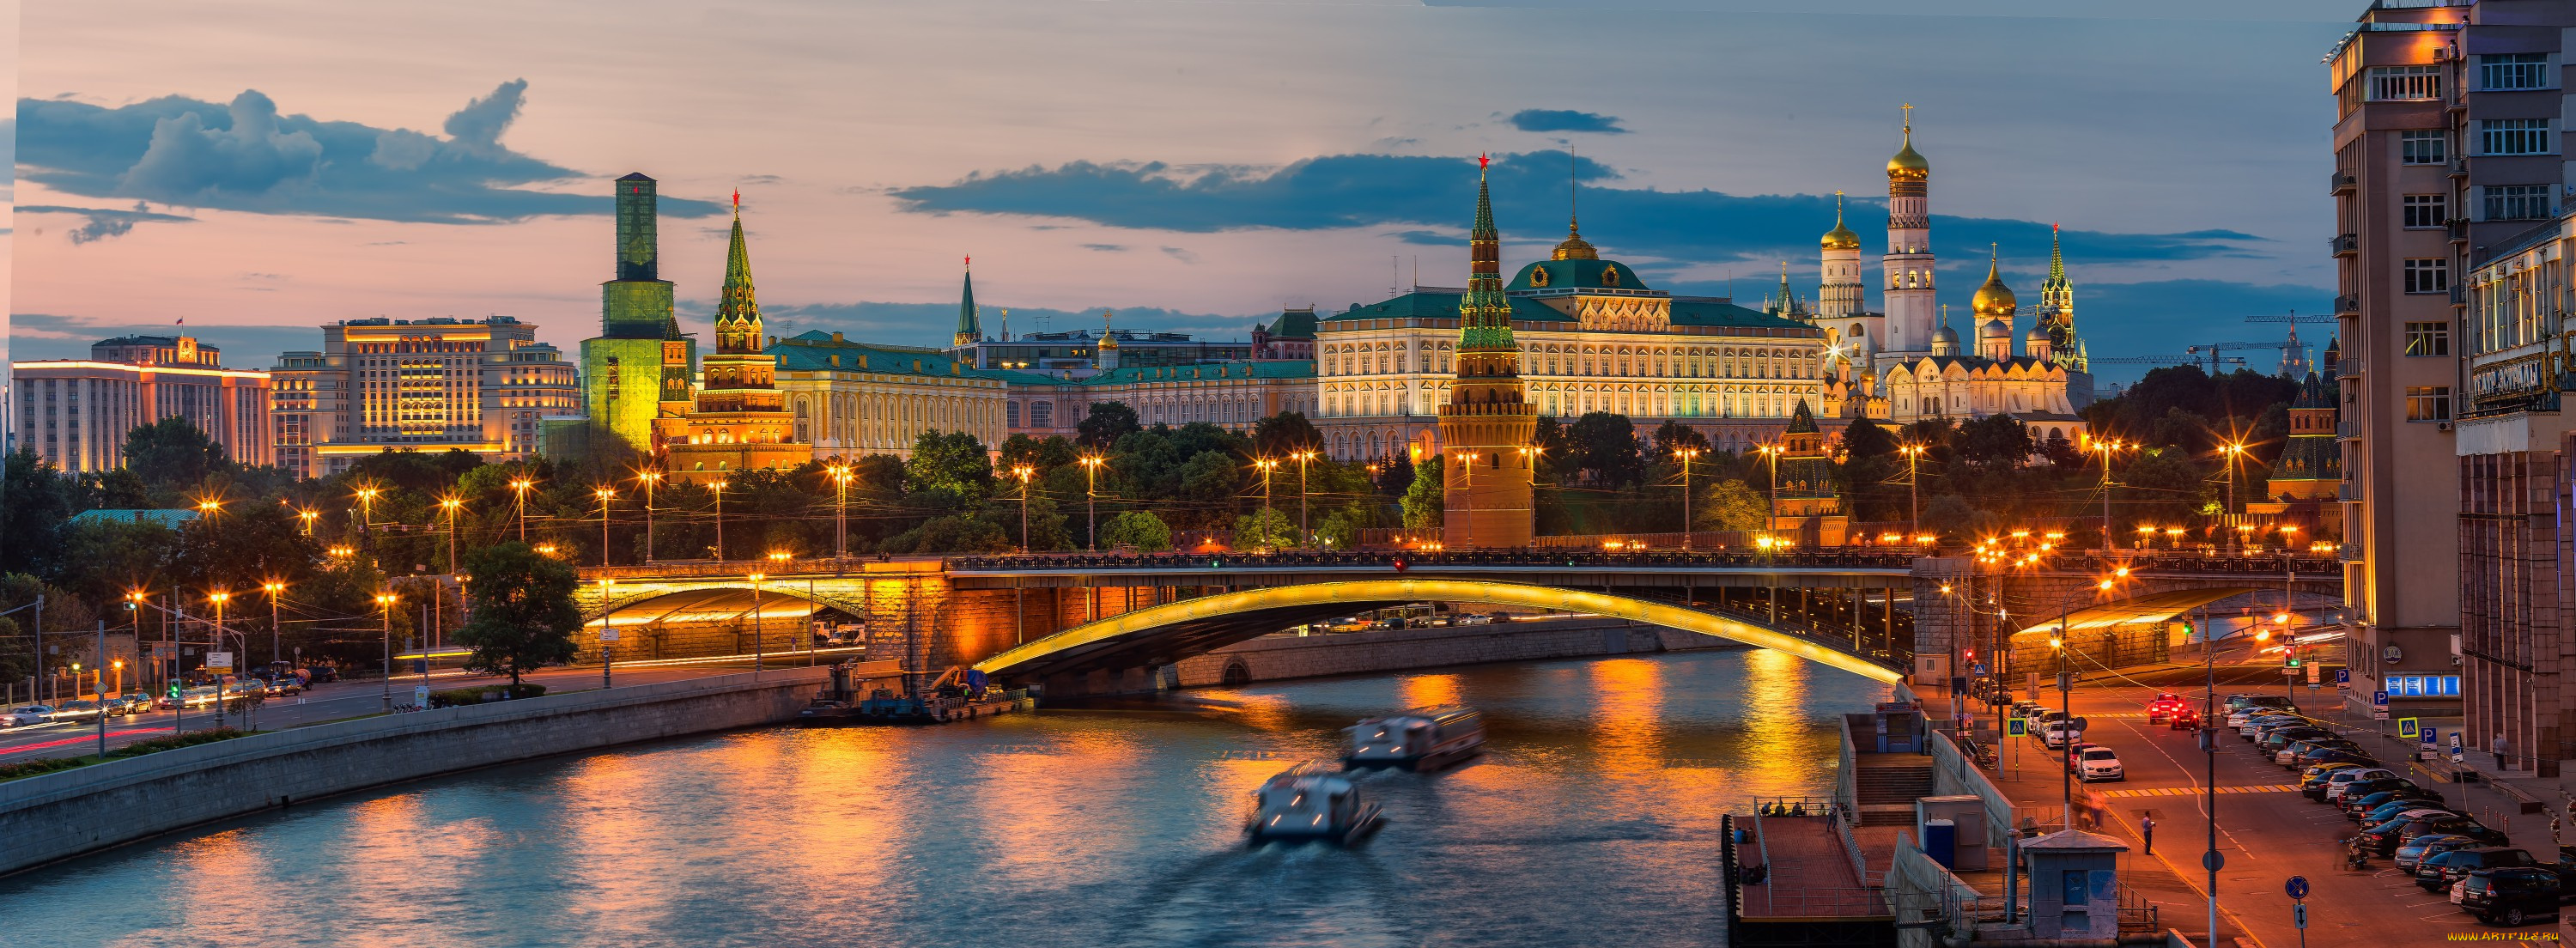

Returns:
2287,654,2301,668
167,682,180,698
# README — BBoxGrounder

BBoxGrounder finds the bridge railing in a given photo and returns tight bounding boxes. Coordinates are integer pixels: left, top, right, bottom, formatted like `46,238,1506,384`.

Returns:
946,549,1923,572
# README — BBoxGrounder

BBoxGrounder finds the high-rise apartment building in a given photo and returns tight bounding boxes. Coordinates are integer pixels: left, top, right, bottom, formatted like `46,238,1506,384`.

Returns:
270,316,579,478
10,335,273,473
2328,0,2576,730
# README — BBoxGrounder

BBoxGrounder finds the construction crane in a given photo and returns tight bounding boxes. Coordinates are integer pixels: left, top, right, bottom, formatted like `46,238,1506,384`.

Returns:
2090,355,2248,369
2184,343,2297,374
2244,309,2336,326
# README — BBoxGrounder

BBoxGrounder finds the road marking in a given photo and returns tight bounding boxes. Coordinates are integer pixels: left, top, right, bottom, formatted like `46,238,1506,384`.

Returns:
2096,784,2301,799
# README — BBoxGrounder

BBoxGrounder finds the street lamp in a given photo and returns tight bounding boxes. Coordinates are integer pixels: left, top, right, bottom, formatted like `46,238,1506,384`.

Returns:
375,592,398,711
1291,450,1316,546
598,577,617,689
2218,441,2249,551
1899,444,1927,539
1012,464,1037,553
1252,459,1279,550
354,484,381,549
1673,447,1702,550
295,508,319,536
509,476,536,543
261,580,286,671
635,470,664,564
2086,438,2129,553
1077,454,1104,551
708,480,729,560
593,487,617,567
1757,443,1782,544
827,462,854,560
196,497,223,520
438,496,465,576
1455,452,1479,550
747,571,766,675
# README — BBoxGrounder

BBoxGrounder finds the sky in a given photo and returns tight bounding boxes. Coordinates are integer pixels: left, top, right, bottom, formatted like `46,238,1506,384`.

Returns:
9,0,2366,385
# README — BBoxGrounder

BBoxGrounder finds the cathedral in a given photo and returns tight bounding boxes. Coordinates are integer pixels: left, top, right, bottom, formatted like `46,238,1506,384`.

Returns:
1819,112,2094,444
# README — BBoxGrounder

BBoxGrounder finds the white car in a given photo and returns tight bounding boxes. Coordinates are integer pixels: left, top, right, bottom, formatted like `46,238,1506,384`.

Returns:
3,705,57,726
2041,720,2085,749
2323,768,2398,801
2077,746,2124,781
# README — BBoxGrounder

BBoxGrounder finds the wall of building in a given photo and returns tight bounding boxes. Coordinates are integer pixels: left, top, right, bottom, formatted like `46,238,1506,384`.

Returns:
0,668,829,876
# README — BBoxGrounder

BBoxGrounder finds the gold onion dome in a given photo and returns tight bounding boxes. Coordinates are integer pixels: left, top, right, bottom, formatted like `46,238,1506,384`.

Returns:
1552,220,1600,261
1971,257,2016,317
1821,216,1861,251
1887,127,1929,178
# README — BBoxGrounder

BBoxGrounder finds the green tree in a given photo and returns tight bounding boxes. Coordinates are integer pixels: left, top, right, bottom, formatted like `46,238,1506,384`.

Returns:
453,542,582,688
1697,479,1769,532
1175,452,1242,526
999,434,1078,473
1567,412,1644,487
1,450,77,577
1235,507,1294,550
1077,401,1141,448
122,416,231,492
905,430,993,505
1648,420,1711,459
1400,456,1444,530
883,514,1013,554
1251,411,1324,458
1315,509,1361,550
1100,510,1174,551
1955,415,2033,470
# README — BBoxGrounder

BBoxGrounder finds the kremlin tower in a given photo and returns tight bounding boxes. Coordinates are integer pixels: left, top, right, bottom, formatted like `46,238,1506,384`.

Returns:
660,192,804,483
1438,156,1538,549
1881,108,1936,356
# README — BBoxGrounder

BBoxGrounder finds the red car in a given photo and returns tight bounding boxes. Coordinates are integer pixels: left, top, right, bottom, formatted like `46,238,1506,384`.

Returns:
2169,708,2201,730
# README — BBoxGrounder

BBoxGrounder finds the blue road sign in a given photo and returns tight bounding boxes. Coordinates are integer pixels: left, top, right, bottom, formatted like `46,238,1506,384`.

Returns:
2372,690,2390,708
2285,875,2309,900
2336,668,2350,686
2398,718,2419,738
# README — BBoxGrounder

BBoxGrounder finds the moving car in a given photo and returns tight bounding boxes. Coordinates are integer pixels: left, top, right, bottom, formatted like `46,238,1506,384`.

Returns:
2458,867,2564,927
2075,746,2123,782
2168,708,2201,730
49,700,102,721
0,706,53,726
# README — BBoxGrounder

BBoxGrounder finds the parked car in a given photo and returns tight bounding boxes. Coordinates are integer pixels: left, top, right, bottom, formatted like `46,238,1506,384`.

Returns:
2397,835,2481,873
2041,721,2086,750
2313,767,2396,800
2421,848,2537,891
2359,799,2458,826
2360,810,2468,854
2408,817,2512,849
2076,746,2124,782
2278,738,2354,766
2458,867,2564,927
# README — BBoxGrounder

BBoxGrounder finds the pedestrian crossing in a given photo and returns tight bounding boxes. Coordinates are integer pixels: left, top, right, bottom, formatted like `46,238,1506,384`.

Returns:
2093,783,2301,799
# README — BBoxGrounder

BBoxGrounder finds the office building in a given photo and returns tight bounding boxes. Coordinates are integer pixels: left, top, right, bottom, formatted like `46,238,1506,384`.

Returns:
269,316,580,477
10,335,272,472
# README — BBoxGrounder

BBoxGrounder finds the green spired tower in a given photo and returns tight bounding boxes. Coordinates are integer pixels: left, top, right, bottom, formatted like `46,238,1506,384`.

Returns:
1437,155,1538,549
575,173,696,456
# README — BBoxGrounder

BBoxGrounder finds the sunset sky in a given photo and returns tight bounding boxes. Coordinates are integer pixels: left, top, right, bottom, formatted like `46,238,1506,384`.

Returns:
9,0,2363,384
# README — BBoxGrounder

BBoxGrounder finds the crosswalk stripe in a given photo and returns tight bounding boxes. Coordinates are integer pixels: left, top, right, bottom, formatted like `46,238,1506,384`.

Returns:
2093,784,2301,799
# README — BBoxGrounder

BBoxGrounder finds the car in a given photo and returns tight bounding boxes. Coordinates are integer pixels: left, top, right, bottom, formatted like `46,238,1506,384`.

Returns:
2412,817,2512,848
6,704,58,725
2169,708,2201,730
2421,848,2538,891
2458,867,2564,927
2241,714,2308,738
2059,741,2101,770
50,700,103,721
2324,770,2403,802
2040,720,2086,749
2147,696,2181,723
2360,810,2467,854
2259,726,2336,756
1485,611,1512,624
2359,799,2458,825
2076,746,2124,782
2308,766,2389,799
2287,740,2369,768
2397,835,2481,872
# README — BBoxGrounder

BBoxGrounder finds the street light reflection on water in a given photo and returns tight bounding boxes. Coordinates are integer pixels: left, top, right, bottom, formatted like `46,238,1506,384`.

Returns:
0,648,1891,948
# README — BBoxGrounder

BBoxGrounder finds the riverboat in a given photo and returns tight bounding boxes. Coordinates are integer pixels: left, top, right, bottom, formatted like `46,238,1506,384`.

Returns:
1343,705,1484,770
1245,762,1383,846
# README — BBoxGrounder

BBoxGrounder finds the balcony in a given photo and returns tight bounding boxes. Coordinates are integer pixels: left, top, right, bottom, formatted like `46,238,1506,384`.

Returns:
2451,158,2470,179
2449,218,2470,244
2337,355,2363,379
2330,233,2360,257
2330,170,2357,195
2451,284,2468,307
2337,417,2361,438
2340,543,2365,563
2334,294,2360,315
2338,481,2361,501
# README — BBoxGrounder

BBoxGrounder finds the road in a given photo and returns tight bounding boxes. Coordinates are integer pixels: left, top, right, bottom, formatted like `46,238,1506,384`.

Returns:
0,653,836,761
1968,648,2555,947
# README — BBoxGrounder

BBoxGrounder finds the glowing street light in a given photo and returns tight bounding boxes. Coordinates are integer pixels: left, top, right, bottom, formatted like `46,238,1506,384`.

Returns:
1290,450,1317,546
375,592,398,710
1673,446,1703,550
509,476,537,543
634,469,665,565
826,462,854,559
1898,444,1927,538
593,486,617,567
1076,455,1105,551
438,495,466,575
708,480,730,560
261,580,287,670
295,508,319,536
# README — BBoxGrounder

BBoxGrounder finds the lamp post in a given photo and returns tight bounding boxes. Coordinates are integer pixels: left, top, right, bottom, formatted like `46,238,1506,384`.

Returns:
439,496,465,576
261,580,285,671
2218,441,2248,553
2087,438,2127,554
748,571,766,676
593,487,617,567
1519,446,1545,549
598,577,617,689
1674,447,1702,550
828,462,853,560
295,508,319,537
1012,465,1036,553
1291,450,1315,545
636,470,663,564
1758,443,1782,543
375,592,397,711
355,485,380,551
1253,459,1279,550
1077,455,1103,551
1455,452,1479,549
509,477,535,543
1899,444,1925,539
709,480,729,560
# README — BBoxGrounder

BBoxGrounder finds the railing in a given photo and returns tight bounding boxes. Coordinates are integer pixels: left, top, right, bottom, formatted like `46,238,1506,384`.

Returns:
2330,170,2356,194
2329,233,2359,256
2338,355,2363,379
2449,217,2470,242
2334,293,2360,314
948,549,1923,572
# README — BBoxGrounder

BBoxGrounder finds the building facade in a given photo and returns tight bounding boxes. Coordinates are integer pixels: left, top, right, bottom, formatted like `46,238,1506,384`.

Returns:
994,359,1316,440
1437,158,1540,549
2324,0,2576,726
563,173,696,458
661,200,805,482
771,332,1006,460
269,316,579,478
10,336,273,473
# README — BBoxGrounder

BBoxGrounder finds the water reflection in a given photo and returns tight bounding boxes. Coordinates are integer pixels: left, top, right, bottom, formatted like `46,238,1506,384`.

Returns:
1,648,1891,948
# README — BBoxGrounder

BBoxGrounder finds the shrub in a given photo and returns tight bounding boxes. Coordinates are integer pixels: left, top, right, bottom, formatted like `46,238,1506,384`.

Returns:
428,684,548,708
0,757,85,781
107,726,247,757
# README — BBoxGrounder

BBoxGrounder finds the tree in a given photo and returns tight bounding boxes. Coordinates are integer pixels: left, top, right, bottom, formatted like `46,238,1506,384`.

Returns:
1174,452,1242,526
1648,420,1711,460
1251,411,1324,458
883,514,1013,554
123,417,230,491
1315,509,1361,550
1698,479,1769,532
453,543,581,688
1955,415,2033,470
999,434,1078,473
1,450,76,577
1077,401,1141,448
1100,511,1173,551
1567,412,1644,487
1235,507,1294,550
1400,456,1444,529
905,430,993,505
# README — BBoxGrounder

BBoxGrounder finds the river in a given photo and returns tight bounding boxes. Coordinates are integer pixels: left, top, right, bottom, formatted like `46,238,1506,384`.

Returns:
0,647,1893,948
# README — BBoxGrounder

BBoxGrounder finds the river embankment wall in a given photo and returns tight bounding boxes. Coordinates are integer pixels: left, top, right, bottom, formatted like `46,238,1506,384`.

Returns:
0,667,832,876
1170,617,1747,687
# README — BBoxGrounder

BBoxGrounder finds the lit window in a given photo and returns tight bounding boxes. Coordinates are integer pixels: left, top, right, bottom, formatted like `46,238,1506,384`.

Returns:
2404,322,2451,357
2405,386,2452,422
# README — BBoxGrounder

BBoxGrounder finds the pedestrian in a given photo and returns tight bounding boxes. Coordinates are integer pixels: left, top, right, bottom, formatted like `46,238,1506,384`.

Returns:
2140,815,2154,854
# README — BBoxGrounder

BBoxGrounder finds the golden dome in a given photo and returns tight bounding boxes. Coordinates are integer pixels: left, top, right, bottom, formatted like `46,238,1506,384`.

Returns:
1552,219,1599,261
1097,310,1119,348
1971,257,2016,318
1887,124,1929,179
1821,207,1861,251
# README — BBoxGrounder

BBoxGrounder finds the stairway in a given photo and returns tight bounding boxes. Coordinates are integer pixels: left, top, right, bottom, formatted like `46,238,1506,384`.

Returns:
1853,762,1935,826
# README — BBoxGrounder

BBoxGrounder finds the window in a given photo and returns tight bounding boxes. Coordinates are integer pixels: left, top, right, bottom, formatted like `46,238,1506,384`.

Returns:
1005,401,1020,427
2405,322,2451,356
2404,258,2450,294
2480,118,2554,155
1030,401,1053,427
2406,386,2452,422
2480,52,2550,91
2403,193,2448,228
2484,184,2553,220
2368,65,2444,101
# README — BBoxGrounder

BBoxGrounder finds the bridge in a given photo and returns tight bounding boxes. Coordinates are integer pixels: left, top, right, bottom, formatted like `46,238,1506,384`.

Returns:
571,549,2344,698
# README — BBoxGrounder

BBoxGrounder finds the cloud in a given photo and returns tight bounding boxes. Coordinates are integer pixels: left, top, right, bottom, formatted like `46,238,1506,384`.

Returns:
1080,243,1127,252
17,82,722,223
19,202,195,244
1507,109,1629,134
1161,246,1200,264
891,149,2263,270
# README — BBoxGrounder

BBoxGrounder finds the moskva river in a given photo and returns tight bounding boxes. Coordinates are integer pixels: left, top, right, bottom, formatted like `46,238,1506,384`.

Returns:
0,648,1893,948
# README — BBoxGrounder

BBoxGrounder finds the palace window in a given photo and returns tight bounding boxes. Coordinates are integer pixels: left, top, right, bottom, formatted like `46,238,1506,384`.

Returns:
2404,322,2451,356
2403,194,2447,228
2402,131,2447,165
1030,401,1054,427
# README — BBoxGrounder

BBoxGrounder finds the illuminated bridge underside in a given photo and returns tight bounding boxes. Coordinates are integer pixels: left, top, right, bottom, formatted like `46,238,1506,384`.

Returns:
973,580,1906,686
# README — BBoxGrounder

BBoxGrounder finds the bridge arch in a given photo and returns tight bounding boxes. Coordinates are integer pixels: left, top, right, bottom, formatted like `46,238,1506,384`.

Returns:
974,579,1905,687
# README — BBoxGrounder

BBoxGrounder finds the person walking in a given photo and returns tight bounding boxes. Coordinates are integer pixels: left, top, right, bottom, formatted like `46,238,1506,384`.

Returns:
2140,815,2154,855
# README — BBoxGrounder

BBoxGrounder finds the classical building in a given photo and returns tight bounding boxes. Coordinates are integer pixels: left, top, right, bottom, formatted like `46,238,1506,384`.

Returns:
1252,307,1318,361
993,351,1315,440
945,281,1255,377
1437,157,1540,549
660,198,806,483
268,316,578,478
558,173,696,459
1868,259,2091,444
1315,220,1827,462
1766,400,1849,547
2247,363,2344,536
11,335,273,473
770,332,1006,459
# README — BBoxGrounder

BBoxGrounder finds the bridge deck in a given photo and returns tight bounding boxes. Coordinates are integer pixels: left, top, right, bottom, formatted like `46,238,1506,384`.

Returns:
1736,814,1889,922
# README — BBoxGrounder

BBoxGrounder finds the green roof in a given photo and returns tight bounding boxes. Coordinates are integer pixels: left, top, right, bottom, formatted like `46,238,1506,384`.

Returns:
1507,259,1646,292
1264,307,1318,340
70,508,197,528
993,360,1316,388
769,331,985,379
1668,298,1807,330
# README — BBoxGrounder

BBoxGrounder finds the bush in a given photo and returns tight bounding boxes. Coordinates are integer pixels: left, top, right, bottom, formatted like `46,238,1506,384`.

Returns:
107,727,247,757
428,683,548,708
0,756,85,781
